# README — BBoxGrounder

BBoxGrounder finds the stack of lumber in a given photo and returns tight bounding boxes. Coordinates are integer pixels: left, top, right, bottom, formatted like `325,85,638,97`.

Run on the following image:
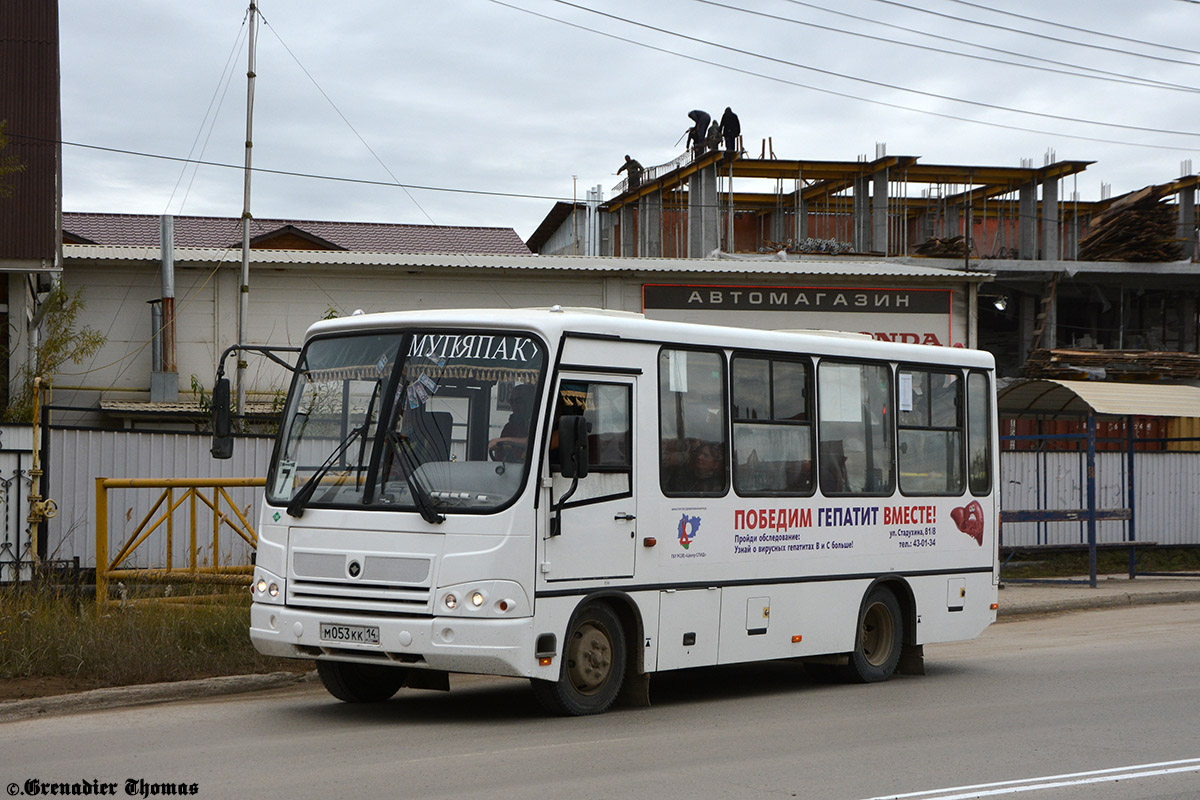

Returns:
1078,186,1183,262
1025,348,1200,380
914,235,968,257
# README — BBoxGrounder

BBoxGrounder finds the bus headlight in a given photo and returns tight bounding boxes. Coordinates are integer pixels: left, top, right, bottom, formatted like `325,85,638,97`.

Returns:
436,581,529,617
251,569,284,605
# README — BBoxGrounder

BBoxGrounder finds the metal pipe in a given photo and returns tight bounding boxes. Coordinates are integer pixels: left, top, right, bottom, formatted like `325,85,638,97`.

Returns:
149,301,162,373
236,2,258,417
159,214,176,373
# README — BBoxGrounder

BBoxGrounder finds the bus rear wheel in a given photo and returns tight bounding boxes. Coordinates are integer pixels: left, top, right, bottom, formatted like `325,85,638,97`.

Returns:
317,660,409,703
531,603,626,716
845,586,903,683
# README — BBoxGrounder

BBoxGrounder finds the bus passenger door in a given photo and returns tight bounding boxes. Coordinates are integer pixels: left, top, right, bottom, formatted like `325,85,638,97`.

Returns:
544,375,637,581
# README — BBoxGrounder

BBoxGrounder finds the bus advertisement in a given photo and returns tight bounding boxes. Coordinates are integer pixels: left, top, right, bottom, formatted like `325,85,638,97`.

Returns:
230,307,998,715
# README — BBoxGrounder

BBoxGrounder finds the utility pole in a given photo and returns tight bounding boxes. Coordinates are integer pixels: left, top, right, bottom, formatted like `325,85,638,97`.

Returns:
236,1,258,417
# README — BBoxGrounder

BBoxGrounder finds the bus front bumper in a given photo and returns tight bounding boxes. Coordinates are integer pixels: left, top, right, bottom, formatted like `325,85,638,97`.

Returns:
250,602,541,679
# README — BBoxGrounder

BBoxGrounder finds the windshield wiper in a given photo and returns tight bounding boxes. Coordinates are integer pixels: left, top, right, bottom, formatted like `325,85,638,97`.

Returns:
286,425,365,518
385,430,445,525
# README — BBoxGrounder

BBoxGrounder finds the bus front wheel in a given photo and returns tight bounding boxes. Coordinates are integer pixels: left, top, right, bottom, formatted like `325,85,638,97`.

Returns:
531,603,626,716
317,660,409,703
846,586,903,683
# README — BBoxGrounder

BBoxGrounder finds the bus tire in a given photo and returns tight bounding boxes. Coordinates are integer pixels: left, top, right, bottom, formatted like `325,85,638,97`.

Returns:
316,660,409,703
845,586,903,683
531,603,626,716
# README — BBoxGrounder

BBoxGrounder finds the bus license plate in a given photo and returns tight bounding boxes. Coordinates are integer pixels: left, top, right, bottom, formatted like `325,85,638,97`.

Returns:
320,623,380,645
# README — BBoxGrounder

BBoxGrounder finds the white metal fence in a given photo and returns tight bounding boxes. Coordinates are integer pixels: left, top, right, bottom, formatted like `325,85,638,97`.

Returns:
2,427,1195,576
1000,451,1200,548
45,428,273,570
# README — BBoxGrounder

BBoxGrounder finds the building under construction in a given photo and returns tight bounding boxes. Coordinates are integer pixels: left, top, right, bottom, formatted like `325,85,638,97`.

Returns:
529,143,1200,378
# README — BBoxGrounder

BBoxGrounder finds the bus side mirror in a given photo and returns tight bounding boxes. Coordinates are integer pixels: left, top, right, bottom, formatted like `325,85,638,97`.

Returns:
557,415,590,479
211,377,233,459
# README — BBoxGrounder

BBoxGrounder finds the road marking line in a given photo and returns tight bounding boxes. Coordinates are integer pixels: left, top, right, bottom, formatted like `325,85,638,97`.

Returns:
859,757,1200,800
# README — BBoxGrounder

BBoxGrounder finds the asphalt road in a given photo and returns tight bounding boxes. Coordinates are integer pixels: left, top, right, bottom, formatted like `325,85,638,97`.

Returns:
1,603,1197,800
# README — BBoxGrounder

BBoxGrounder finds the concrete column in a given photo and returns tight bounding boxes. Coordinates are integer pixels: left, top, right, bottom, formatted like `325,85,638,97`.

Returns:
872,168,889,255
1018,180,1037,260
1019,293,1036,359
797,197,808,240
620,205,636,257
768,209,784,244
688,164,719,258
1041,177,1059,261
641,191,663,257
967,283,978,349
1043,283,1058,348
599,209,614,256
1063,211,1080,261
1182,295,1198,352
945,205,960,241
853,175,870,252
1178,186,1196,260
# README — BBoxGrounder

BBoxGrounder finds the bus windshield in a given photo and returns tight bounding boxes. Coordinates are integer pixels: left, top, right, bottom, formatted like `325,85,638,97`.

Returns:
267,329,546,516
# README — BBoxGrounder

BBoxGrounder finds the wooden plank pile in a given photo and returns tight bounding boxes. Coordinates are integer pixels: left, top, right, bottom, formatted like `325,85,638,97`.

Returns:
913,234,967,257
1025,348,1200,380
1078,185,1183,262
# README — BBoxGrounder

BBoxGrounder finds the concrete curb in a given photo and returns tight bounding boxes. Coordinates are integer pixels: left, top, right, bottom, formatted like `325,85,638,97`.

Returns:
997,589,1200,619
0,671,312,724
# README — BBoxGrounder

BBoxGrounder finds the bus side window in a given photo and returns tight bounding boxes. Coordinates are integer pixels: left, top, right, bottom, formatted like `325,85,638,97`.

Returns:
550,381,632,505
659,349,728,496
817,361,894,496
967,371,992,495
731,355,814,496
897,368,963,495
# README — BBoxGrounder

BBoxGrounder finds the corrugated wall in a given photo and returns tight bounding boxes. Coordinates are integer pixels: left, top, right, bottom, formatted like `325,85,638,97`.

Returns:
46,429,273,569
1000,451,1200,547
0,0,60,261
35,430,1200,567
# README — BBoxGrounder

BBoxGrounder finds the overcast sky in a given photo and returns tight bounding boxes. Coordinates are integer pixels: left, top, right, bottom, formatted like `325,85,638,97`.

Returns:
59,0,1200,241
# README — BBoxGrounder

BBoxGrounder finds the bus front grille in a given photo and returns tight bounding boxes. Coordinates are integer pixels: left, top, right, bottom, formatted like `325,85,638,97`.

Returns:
287,580,431,615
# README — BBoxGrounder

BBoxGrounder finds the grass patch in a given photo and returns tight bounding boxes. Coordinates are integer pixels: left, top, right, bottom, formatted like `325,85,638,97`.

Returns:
0,585,306,699
1000,546,1200,579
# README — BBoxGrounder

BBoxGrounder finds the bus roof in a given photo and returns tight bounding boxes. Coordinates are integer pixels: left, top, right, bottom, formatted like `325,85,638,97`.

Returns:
305,306,994,369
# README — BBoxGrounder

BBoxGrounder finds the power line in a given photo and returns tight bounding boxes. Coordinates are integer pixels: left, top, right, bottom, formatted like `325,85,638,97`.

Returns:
485,0,1198,152
538,0,1200,140
164,9,249,215
756,0,1200,94
6,133,573,202
940,0,1200,57
862,0,1200,66
258,9,439,225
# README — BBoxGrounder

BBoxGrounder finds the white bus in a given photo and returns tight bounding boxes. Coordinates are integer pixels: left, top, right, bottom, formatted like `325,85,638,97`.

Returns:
242,307,998,715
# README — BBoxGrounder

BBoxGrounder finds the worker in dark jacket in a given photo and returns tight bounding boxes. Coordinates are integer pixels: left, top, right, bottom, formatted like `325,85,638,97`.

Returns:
720,107,741,153
686,109,710,158
617,155,643,190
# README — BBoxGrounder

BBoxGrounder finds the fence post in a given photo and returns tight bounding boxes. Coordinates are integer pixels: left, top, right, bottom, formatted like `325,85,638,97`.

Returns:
95,478,108,607
166,487,174,572
1086,412,1098,588
1127,414,1137,579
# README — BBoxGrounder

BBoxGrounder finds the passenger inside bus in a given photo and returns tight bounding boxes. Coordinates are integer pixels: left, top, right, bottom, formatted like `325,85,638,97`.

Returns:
488,383,536,461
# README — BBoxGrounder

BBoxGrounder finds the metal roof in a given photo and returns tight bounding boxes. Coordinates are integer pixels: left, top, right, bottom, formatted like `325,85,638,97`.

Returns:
998,379,1200,418
63,244,994,281
62,212,531,255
